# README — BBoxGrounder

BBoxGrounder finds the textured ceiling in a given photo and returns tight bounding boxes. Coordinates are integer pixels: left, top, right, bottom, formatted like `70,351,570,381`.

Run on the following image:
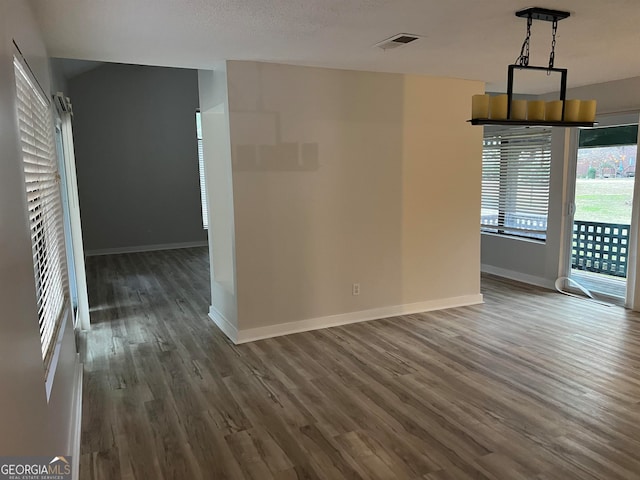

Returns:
30,0,640,93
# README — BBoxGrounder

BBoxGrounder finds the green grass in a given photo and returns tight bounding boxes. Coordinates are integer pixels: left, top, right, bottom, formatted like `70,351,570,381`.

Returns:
574,178,634,224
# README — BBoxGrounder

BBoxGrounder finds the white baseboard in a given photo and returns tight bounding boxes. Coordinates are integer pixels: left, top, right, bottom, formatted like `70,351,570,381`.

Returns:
209,294,484,345
86,240,208,256
69,356,83,480
208,305,239,343
481,264,555,289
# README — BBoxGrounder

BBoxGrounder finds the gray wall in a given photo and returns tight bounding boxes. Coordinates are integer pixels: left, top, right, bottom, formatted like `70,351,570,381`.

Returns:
480,128,568,288
540,76,640,115
68,63,206,253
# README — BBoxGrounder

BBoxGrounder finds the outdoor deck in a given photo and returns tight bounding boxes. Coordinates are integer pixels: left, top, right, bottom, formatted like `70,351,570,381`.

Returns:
570,269,626,300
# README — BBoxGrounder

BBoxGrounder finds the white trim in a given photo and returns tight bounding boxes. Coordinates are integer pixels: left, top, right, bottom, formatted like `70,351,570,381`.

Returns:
69,356,83,480
60,113,91,331
75,308,89,334
208,305,239,343
481,264,555,290
86,240,208,257
45,307,71,401
210,295,484,345
592,111,639,128
558,127,579,282
627,120,640,309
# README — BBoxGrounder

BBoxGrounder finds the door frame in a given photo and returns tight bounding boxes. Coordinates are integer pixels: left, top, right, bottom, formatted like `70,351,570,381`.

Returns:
560,112,640,307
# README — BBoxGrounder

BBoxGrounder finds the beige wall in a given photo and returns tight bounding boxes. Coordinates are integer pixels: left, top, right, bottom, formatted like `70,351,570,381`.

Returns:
226,61,483,332
401,75,483,301
0,1,79,456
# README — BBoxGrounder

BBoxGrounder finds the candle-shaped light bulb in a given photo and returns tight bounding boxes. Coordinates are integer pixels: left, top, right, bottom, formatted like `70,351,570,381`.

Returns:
489,95,508,120
527,101,546,121
564,100,581,122
511,100,527,120
579,100,597,122
546,101,563,122
471,94,490,119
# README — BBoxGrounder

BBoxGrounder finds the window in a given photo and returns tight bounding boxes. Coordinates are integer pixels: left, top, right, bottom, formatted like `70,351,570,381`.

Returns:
481,127,552,240
195,111,208,229
14,57,69,375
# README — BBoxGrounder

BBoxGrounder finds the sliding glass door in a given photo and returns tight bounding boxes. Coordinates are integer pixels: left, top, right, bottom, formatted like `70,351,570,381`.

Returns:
566,114,639,302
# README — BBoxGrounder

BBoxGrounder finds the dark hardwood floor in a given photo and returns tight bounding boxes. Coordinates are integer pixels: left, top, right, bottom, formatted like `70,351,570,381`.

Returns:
81,247,640,479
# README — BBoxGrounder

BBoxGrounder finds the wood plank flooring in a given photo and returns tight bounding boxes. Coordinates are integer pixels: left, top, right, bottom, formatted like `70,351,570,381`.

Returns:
81,247,640,479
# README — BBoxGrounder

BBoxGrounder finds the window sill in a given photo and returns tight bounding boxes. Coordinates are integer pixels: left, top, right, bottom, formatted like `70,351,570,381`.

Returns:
481,231,547,245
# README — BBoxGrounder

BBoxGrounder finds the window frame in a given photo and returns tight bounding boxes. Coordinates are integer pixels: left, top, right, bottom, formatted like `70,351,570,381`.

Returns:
481,126,552,242
14,54,71,383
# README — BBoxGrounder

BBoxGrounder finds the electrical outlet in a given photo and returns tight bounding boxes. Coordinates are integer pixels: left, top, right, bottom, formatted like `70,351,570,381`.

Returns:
352,283,360,296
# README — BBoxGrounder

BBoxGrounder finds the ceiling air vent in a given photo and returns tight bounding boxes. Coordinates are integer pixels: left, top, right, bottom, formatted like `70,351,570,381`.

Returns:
375,34,422,50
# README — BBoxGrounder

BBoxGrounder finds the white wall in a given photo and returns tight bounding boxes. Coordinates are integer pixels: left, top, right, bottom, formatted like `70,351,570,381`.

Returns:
481,76,640,289
224,61,484,339
0,1,79,457
198,68,239,331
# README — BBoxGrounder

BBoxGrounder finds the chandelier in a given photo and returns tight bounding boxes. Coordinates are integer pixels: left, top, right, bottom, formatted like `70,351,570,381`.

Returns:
469,7,597,127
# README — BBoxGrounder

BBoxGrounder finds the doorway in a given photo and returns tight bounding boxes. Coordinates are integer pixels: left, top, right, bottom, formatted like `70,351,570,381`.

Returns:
567,115,639,300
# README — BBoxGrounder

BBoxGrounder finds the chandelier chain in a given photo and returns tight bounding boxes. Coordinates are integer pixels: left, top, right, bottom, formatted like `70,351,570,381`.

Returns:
516,15,532,67
549,18,558,70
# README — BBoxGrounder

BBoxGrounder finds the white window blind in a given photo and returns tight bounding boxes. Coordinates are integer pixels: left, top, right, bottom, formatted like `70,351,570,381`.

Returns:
14,57,69,375
195,111,208,229
481,127,552,240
